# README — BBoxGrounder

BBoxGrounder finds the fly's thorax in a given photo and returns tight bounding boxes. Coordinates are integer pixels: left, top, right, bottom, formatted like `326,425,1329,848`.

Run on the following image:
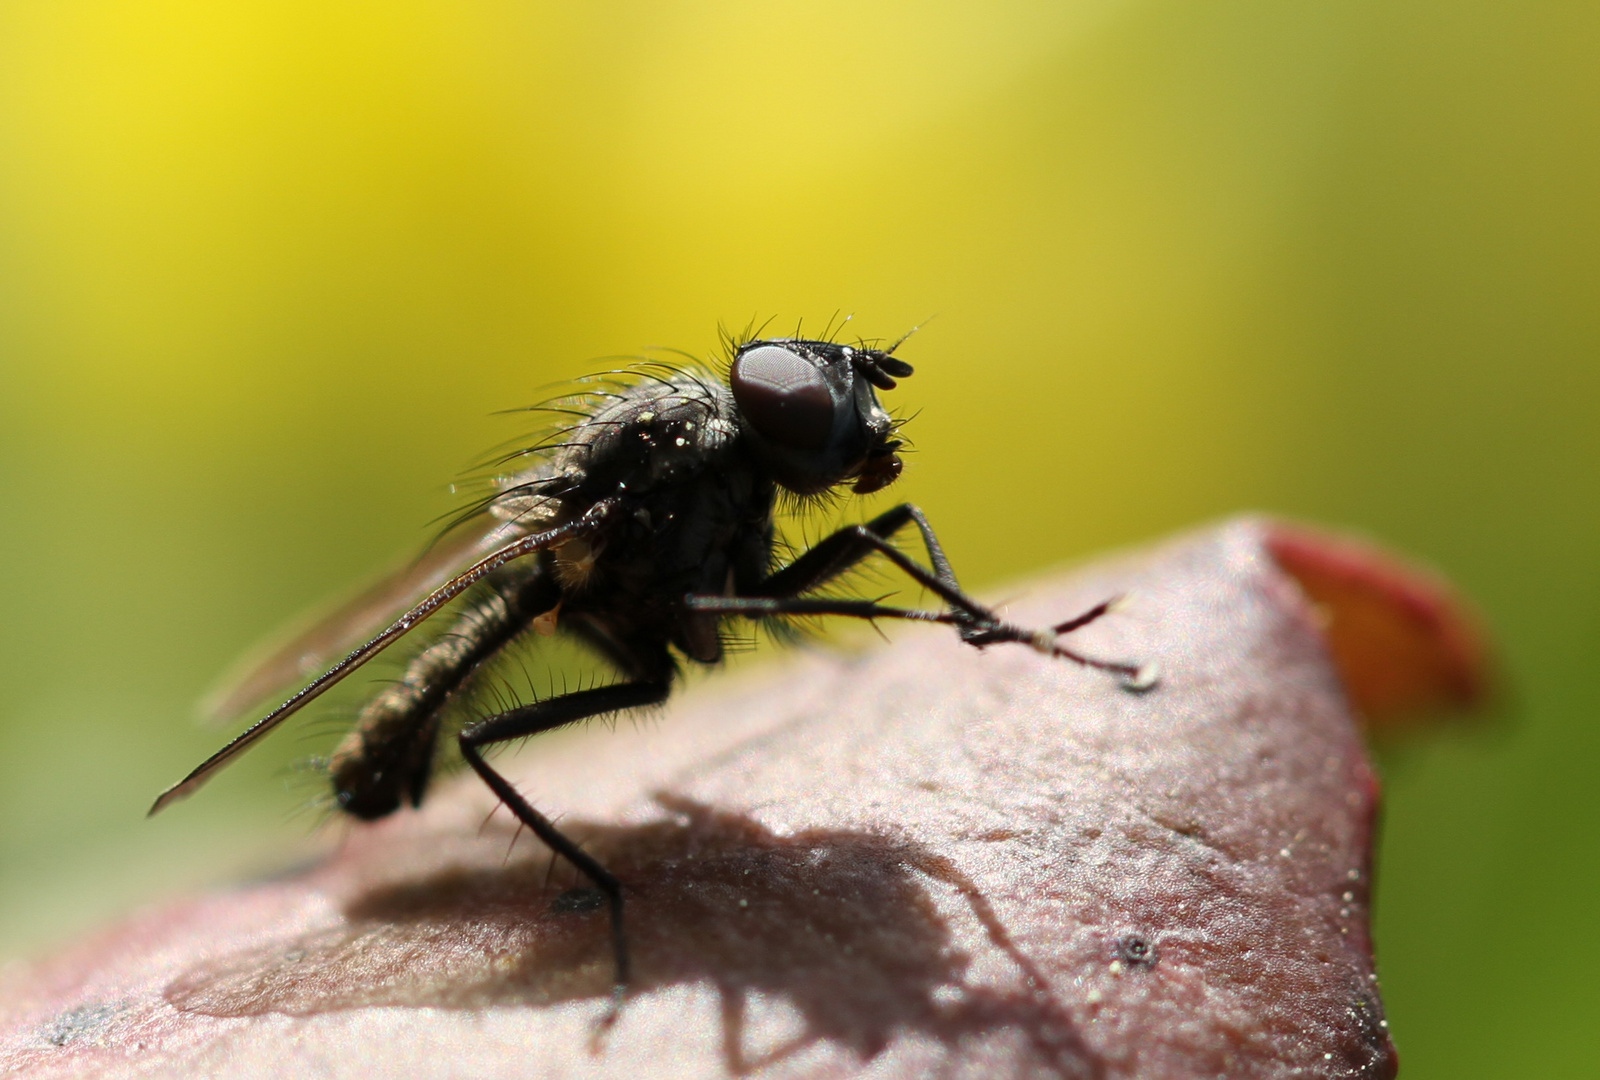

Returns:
515,374,759,598
487,371,738,540
559,375,740,494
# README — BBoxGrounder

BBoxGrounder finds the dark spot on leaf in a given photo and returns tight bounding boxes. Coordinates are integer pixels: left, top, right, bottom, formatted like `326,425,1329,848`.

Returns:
1114,934,1156,967
38,1001,121,1048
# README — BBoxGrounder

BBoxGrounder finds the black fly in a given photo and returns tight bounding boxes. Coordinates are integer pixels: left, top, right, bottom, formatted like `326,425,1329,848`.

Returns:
151,333,1155,1003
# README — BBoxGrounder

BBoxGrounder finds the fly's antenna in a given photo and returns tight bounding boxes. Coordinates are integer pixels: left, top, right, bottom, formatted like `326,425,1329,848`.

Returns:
884,315,936,356
850,342,916,390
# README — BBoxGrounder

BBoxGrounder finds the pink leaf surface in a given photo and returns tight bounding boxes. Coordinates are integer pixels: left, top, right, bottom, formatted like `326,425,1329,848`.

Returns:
0,517,1491,1078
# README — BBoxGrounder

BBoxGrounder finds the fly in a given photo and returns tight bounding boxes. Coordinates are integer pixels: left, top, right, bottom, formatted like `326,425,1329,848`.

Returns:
150,332,1156,1004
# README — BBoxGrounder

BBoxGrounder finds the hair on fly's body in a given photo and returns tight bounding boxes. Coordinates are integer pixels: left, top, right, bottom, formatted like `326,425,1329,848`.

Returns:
152,328,1159,1021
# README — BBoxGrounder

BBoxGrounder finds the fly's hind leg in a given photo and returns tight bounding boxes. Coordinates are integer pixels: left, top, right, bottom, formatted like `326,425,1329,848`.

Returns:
457,674,672,1014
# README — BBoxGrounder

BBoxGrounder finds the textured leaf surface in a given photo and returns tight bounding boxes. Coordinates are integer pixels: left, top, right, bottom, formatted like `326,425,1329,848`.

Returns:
0,518,1490,1078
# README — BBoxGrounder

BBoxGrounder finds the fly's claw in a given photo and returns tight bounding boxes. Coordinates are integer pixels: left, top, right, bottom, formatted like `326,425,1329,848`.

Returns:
949,605,1011,648
1119,662,1161,693
986,595,1163,694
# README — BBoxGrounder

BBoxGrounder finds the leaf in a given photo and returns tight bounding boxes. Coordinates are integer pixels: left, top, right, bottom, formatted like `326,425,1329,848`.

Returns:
0,517,1491,1079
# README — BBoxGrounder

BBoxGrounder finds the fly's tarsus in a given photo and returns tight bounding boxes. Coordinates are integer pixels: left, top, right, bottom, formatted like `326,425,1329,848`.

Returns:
690,583,1154,690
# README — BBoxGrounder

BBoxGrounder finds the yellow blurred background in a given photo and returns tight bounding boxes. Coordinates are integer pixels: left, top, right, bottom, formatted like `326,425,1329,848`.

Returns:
1,2,1595,1075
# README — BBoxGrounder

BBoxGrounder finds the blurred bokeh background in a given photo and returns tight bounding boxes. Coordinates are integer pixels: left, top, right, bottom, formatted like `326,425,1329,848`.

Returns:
1,2,1595,1074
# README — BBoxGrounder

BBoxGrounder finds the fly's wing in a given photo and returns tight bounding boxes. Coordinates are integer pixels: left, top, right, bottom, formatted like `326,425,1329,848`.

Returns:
200,502,553,726
152,498,618,815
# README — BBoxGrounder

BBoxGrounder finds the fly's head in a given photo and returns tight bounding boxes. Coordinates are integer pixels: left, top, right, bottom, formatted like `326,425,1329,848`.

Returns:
729,338,913,496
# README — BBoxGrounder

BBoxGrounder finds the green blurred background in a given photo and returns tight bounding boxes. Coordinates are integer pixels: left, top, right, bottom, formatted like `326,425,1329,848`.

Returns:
1,1,1595,1074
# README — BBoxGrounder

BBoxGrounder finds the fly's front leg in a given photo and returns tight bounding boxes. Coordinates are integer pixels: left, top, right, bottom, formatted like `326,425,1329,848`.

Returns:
457,677,671,1009
700,595,1153,687
754,504,957,604
692,504,1156,688
752,503,1075,645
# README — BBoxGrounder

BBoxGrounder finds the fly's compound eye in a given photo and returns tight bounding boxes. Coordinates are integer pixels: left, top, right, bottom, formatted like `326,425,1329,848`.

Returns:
731,344,836,451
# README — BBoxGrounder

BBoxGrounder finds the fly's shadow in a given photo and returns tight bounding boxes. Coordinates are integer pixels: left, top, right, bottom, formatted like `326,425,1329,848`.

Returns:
166,795,1093,1076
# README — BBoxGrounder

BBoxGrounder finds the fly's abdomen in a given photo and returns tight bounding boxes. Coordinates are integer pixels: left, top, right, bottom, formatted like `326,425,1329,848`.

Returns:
330,571,556,818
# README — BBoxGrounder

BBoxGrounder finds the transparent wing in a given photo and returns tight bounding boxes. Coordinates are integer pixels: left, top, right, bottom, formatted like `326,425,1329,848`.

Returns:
152,500,618,815
198,513,537,727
